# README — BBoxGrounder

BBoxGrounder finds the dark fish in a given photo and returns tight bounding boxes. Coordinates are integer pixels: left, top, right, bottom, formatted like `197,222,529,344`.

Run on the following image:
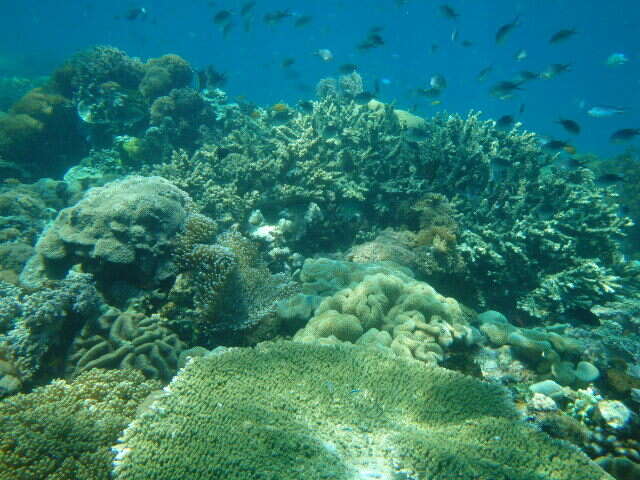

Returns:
555,118,581,135
297,100,314,113
476,65,493,82
489,80,524,99
213,9,232,24
541,63,571,79
430,43,440,54
610,128,640,142
339,63,358,74
439,4,459,20
495,16,520,44
519,103,526,114
516,70,540,82
294,15,313,27
496,115,515,129
549,29,577,44
597,173,625,185
119,7,147,20
240,1,255,16
461,40,474,47
195,65,227,89
281,57,296,68
357,32,385,51
264,10,292,24
543,139,570,151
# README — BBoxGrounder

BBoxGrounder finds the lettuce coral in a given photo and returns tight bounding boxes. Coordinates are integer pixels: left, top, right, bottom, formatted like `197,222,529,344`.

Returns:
111,341,611,480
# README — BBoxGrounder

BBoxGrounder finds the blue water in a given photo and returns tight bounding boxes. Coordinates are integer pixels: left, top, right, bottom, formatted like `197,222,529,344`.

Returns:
1,0,639,158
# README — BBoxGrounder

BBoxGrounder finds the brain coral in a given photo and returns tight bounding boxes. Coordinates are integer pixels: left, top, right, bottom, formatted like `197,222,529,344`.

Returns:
111,341,611,480
33,176,194,295
294,271,477,366
0,368,160,480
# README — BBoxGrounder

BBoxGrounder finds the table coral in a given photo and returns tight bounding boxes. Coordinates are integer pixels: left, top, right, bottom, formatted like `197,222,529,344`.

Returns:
111,341,611,480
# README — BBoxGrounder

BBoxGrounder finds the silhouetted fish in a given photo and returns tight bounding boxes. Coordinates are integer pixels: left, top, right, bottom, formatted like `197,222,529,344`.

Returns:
213,10,232,24
240,1,256,16
495,16,520,44
439,4,459,20
264,10,293,24
339,64,358,74
489,80,523,99
496,115,516,129
610,128,640,142
555,119,581,135
294,15,313,27
549,29,577,44
476,65,493,81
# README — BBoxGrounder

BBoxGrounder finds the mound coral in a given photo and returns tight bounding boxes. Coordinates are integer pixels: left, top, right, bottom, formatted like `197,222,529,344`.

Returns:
111,341,611,480
0,368,159,480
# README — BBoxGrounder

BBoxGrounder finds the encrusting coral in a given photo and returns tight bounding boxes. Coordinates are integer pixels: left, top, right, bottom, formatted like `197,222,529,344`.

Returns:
110,341,612,480
0,368,160,480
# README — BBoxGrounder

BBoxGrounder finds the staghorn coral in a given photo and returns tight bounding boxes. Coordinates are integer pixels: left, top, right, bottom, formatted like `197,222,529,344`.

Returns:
0,368,160,480
66,308,185,382
111,341,611,480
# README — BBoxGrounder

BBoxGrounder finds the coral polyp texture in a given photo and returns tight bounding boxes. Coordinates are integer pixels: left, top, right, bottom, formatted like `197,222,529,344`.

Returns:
0,368,160,480
111,341,611,480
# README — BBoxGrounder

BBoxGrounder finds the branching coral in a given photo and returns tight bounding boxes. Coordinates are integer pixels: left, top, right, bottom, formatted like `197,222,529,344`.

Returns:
0,368,160,480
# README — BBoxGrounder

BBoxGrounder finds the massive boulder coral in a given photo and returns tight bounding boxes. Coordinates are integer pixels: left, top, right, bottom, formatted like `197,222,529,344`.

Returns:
0,368,160,480
30,176,195,299
111,341,611,480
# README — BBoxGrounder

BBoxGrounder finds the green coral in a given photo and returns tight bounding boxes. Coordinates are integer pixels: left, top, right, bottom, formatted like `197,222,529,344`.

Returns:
66,308,185,382
294,270,477,366
111,341,611,480
0,368,160,480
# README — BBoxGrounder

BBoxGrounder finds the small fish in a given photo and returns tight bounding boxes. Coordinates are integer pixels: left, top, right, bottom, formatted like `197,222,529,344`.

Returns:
416,87,442,98
540,63,571,79
495,16,520,44
542,139,570,151
549,29,577,44
606,53,628,66
357,32,385,51
222,21,234,37
213,9,232,24
430,43,440,54
120,7,147,20
489,80,523,99
339,63,358,74
297,100,314,113
587,105,628,118
281,57,296,68
496,115,515,129
314,49,333,61
195,65,227,90
461,40,473,48
294,15,313,27
515,49,527,61
597,173,625,185
264,10,293,24
555,118,581,135
476,65,493,82
562,144,577,154
519,104,525,114
610,128,640,142
516,70,540,82
430,74,447,90
354,91,376,104
430,100,442,106
450,29,459,42
439,4,459,20
240,1,255,16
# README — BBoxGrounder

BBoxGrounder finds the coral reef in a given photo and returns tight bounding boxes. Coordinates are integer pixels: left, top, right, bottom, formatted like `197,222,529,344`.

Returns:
0,368,160,480
111,341,611,480
0,271,100,394
294,267,479,366
30,176,195,299
66,308,185,382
